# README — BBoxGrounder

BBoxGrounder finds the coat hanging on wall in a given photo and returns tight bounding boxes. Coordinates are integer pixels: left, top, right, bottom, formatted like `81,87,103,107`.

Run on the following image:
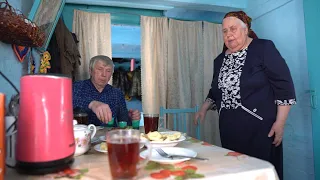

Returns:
47,18,80,80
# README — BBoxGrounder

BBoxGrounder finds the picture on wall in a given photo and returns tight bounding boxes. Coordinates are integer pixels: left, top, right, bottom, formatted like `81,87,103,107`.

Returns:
28,0,66,52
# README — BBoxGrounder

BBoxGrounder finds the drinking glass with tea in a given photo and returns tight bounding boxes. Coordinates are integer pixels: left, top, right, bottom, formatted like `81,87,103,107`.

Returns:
143,114,159,134
73,108,88,125
106,129,152,179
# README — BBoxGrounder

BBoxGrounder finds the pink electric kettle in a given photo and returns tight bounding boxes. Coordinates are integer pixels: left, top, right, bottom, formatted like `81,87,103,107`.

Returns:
16,74,75,174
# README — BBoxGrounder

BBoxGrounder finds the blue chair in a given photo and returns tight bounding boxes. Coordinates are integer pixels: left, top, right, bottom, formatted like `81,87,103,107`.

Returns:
159,106,200,139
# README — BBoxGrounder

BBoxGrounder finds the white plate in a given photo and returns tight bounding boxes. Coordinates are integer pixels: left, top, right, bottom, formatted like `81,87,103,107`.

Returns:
147,131,186,148
94,142,144,153
94,143,108,153
140,147,197,164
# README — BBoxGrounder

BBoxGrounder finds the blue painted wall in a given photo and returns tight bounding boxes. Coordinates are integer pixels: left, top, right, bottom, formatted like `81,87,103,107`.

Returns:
304,0,320,179
0,0,40,107
245,0,314,180
112,25,141,59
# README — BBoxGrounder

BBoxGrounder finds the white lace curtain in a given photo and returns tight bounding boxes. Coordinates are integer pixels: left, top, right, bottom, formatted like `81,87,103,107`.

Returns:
166,19,204,138
202,22,223,145
140,16,168,116
141,17,224,144
72,10,112,82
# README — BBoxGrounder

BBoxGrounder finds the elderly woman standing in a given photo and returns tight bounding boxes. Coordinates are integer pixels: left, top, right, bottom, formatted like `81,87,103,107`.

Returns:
195,11,296,179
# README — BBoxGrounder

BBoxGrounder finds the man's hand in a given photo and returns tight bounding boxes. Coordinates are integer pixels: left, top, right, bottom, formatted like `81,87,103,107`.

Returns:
129,109,140,120
89,101,112,123
268,121,285,147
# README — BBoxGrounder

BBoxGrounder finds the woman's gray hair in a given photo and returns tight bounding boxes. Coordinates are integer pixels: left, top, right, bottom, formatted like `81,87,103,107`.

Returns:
89,55,114,71
236,18,247,29
224,16,247,30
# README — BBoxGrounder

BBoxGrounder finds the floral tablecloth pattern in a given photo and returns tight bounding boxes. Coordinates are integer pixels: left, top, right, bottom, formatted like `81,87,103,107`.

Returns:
6,130,279,180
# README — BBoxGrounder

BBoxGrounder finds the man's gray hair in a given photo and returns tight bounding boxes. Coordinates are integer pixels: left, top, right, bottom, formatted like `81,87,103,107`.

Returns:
89,55,114,71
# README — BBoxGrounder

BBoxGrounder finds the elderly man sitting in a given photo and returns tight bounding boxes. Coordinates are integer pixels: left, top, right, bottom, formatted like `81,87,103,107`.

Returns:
73,55,140,126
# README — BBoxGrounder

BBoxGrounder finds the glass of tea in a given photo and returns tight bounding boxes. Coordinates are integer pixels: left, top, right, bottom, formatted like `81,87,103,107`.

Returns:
106,129,152,179
143,114,159,134
73,109,88,125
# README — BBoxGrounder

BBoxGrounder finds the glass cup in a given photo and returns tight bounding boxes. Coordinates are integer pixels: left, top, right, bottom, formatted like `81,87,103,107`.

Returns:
118,121,127,129
143,114,159,134
107,117,115,127
73,112,88,125
132,120,140,130
106,129,151,179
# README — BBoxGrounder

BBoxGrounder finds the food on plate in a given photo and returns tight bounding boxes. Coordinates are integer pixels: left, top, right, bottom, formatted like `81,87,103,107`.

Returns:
140,131,182,142
100,142,107,151
147,131,162,141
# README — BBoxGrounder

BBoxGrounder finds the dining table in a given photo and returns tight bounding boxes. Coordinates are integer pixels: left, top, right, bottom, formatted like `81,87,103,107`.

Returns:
5,127,279,180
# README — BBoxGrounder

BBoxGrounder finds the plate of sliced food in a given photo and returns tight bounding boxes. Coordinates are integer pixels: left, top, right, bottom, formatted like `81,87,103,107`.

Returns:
140,131,186,148
94,142,108,153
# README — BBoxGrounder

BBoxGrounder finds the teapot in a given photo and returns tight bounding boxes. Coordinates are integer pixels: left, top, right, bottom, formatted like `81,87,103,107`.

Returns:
73,120,96,156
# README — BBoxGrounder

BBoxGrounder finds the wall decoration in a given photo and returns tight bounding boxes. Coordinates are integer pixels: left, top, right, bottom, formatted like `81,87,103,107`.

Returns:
12,45,30,63
39,51,51,74
28,0,66,52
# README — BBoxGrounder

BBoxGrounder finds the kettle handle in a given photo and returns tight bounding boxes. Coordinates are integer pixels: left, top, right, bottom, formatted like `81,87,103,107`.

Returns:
0,94,6,179
88,124,97,139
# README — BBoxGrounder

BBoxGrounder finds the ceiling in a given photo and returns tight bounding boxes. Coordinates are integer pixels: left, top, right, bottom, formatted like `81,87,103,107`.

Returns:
66,0,247,13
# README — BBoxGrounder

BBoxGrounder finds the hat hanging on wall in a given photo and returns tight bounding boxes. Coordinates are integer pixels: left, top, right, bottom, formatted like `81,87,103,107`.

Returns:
12,45,30,63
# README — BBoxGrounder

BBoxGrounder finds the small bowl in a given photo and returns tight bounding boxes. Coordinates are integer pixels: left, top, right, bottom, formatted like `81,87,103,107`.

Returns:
119,121,127,128
132,120,140,129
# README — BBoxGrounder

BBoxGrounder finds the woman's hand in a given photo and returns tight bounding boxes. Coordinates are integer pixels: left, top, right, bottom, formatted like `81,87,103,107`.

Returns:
268,121,284,147
194,110,207,125
194,101,212,125
268,105,291,147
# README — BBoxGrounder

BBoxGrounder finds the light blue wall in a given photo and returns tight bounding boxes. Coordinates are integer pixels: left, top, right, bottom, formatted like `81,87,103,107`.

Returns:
245,0,314,180
112,25,141,59
0,0,40,107
304,0,320,179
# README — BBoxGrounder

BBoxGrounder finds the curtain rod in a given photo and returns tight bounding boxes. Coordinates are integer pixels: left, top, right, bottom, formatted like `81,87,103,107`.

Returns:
76,8,221,24
77,8,163,17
